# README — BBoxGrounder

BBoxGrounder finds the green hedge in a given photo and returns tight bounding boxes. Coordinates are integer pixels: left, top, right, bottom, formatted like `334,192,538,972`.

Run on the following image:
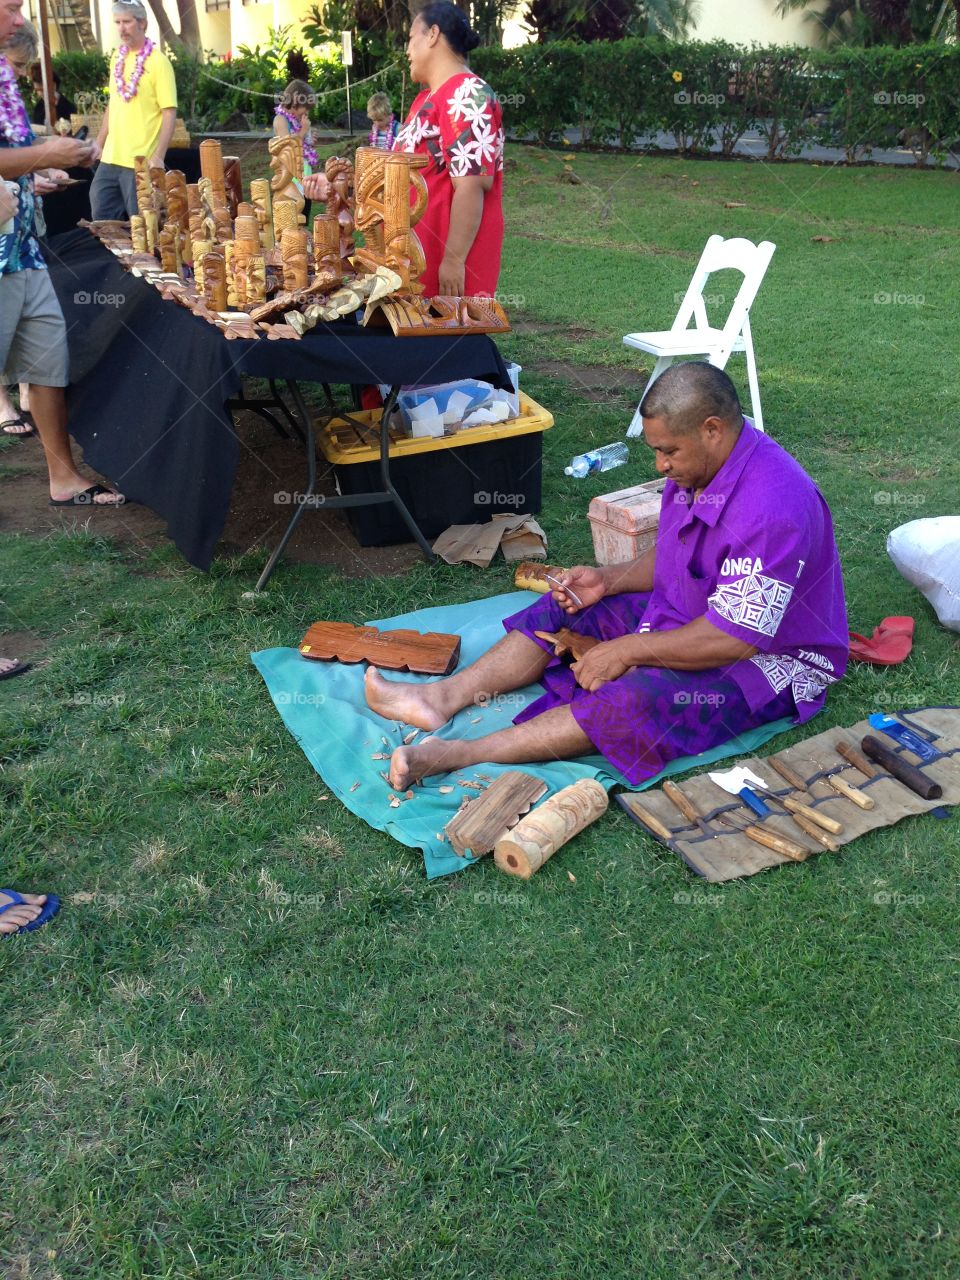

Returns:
471,38,960,166
51,40,960,164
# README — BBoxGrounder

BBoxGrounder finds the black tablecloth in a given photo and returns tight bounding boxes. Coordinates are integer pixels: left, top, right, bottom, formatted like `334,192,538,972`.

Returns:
46,230,512,569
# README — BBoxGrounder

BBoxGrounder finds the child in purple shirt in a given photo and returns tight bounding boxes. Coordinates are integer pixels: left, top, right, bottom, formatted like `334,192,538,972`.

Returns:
365,363,847,790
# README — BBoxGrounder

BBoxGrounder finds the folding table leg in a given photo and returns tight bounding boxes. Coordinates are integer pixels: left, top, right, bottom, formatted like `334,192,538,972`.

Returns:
377,385,436,563
254,380,319,591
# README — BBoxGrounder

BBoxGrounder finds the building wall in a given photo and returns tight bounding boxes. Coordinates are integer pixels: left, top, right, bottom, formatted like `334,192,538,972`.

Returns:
690,0,812,47
49,0,814,61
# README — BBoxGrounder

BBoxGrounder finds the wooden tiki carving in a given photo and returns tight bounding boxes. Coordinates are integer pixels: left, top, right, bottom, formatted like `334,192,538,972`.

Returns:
280,227,309,292
130,214,147,253
249,178,274,250
268,133,304,211
157,220,182,274
199,138,227,209
312,214,341,277
192,239,213,292
324,156,355,265
133,155,152,215
224,240,238,307
493,779,608,879
272,197,301,238
246,254,266,304
202,251,228,312
222,154,243,215
142,208,158,254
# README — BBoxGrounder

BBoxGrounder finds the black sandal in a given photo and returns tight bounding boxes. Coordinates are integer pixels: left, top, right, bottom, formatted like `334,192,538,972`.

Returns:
49,484,126,507
1,415,36,439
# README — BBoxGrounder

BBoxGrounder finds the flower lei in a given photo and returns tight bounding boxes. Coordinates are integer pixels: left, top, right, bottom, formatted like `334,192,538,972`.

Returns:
369,114,396,149
114,38,154,103
0,55,31,145
276,106,317,168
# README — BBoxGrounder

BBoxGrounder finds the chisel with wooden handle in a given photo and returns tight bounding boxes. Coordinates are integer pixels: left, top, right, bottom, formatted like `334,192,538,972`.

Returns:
835,740,877,779
662,780,714,836
714,812,810,862
823,772,875,810
627,800,675,843
767,757,844,834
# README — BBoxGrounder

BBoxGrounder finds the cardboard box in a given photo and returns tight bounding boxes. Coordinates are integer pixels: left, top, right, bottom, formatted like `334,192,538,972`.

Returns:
588,478,665,565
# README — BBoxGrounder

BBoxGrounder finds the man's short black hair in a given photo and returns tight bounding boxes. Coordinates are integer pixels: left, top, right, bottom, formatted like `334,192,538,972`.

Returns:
639,361,743,433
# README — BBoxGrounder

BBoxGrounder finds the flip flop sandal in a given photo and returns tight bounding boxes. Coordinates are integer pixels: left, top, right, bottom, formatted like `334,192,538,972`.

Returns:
0,660,31,681
849,615,915,666
0,415,37,439
49,484,126,508
0,890,61,936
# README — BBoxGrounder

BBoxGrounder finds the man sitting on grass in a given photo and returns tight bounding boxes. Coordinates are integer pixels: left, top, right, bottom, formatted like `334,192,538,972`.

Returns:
366,362,848,790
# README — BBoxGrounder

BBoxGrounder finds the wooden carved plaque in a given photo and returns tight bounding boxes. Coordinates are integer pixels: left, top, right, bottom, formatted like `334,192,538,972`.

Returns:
299,621,461,675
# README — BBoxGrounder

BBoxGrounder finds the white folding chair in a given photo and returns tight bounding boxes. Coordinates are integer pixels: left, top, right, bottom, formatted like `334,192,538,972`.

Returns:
623,234,777,436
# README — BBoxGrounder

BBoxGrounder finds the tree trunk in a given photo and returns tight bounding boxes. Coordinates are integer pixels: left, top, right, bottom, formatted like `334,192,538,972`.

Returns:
176,0,203,57
144,0,178,49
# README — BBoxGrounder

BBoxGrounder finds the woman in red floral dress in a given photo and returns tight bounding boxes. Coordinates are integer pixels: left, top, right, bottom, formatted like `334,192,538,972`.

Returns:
393,2,504,298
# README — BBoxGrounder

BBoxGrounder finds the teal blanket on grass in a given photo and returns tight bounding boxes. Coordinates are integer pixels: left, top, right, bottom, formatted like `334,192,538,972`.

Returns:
252,592,793,879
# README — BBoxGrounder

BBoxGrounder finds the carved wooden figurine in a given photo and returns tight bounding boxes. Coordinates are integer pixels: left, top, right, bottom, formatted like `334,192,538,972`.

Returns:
312,214,341,278
130,214,147,253
324,156,355,266
245,254,266,305
249,178,274,251
493,779,609,879
280,227,309,292
202,250,228,312
272,197,301,237
191,239,213,292
157,220,182,274
268,133,304,211
199,138,227,209
222,154,243,215
224,241,238,307
133,155,152,215
142,208,158,254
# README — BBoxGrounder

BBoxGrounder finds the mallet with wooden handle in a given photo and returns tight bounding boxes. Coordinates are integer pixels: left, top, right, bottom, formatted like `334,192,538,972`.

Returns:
861,734,943,801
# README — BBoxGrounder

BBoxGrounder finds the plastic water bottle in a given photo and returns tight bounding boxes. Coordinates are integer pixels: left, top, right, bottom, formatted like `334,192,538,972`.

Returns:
565,441,629,479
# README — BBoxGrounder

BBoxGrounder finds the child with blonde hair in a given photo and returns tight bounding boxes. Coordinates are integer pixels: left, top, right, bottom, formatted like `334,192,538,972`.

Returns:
366,91,398,151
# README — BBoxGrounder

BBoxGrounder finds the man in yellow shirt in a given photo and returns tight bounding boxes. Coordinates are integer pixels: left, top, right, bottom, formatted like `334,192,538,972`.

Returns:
90,0,176,219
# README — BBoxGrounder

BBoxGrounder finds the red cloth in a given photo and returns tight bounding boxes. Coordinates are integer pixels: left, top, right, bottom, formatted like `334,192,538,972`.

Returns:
394,71,504,298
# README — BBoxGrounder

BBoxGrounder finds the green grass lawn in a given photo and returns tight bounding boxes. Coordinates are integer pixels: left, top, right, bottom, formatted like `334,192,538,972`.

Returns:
2,148,959,1279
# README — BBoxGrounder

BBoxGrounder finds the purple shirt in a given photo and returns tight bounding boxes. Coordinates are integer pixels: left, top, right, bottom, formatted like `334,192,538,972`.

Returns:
639,423,847,720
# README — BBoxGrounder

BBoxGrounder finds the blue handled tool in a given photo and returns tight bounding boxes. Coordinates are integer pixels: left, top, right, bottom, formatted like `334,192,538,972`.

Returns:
708,767,774,818
867,713,938,762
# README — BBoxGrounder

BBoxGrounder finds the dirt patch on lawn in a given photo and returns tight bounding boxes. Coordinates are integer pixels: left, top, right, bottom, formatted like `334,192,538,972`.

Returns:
0,412,420,580
532,359,647,404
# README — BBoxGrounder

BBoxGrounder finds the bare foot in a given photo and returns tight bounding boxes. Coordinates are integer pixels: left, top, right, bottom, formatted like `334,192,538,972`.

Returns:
0,656,21,675
0,891,46,934
389,738,459,789
364,668,448,731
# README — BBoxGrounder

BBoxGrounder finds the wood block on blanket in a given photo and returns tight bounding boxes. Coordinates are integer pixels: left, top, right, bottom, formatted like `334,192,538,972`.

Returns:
444,771,548,858
618,706,960,883
513,562,567,594
299,621,461,675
